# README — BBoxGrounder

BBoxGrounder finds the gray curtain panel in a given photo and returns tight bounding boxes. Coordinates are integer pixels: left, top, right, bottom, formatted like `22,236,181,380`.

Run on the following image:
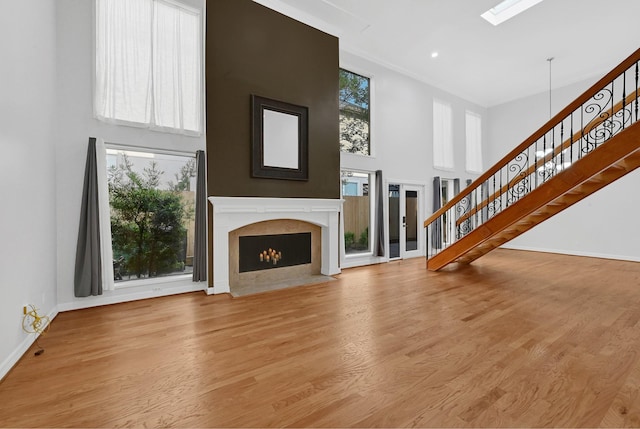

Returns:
481,181,489,224
374,170,385,257
431,176,442,249
453,178,460,196
74,137,103,297
465,179,473,231
192,150,207,282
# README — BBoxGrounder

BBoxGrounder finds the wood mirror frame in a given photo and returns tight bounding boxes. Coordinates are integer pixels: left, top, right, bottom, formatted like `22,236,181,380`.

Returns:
251,95,308,181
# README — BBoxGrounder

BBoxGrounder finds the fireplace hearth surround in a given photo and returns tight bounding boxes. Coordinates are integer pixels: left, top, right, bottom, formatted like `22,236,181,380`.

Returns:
207,197,342,294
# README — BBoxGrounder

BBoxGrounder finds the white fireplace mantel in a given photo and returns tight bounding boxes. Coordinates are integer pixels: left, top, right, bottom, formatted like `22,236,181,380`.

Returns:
208,196,343,294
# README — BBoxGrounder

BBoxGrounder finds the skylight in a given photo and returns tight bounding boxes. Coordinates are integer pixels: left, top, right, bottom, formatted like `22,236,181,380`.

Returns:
481,0,544,26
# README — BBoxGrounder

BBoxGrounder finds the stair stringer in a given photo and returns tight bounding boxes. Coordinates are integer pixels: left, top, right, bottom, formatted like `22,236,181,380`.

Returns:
427,122,640,271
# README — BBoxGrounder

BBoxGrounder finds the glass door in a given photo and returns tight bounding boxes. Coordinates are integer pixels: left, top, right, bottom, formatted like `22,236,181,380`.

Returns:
389,184,400,259
388,183,423,260
404,189,419,254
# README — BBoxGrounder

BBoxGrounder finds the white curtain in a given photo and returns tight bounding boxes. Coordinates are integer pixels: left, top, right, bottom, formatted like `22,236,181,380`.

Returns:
465,110,483,173
433,99,454,169
95,0,201,135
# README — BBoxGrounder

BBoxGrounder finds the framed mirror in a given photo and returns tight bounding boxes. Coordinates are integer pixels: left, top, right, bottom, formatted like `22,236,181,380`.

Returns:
251,95,308,181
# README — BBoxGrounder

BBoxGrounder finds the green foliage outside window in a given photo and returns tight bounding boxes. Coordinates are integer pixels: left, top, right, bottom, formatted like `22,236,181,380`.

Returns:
108,155,191,279
339,69,370,155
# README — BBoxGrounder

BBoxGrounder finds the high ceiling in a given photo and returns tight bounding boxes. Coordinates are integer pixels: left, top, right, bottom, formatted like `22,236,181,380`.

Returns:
253,0,640,107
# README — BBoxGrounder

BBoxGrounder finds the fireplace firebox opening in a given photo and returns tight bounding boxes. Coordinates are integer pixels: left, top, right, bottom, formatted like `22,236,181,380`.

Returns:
239,232,311,273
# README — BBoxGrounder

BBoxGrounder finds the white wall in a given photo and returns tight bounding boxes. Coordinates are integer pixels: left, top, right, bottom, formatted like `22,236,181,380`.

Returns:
0,0,59,378
487,79,640,261
339,51,487,266
55,0,206,309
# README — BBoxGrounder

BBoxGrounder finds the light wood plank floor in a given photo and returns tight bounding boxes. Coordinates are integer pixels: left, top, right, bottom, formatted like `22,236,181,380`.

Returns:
1,249,640,427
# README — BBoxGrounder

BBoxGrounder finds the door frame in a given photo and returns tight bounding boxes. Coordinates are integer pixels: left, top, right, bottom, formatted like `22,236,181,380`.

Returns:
386,180,425,260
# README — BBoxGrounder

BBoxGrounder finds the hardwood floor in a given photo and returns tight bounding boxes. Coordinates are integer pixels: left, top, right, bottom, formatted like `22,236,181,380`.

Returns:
1,249,640,427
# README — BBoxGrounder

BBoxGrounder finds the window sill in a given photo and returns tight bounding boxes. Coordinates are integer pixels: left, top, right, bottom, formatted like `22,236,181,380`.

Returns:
58,277,205,312
341,252,385,269
433,166,456,173
95,115,202,137
114,273,192,290
345,251,373,259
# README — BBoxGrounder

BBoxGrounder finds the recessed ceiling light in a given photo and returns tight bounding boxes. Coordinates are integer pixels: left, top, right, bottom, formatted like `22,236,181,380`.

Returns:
481,0,544,26
431,52,439,58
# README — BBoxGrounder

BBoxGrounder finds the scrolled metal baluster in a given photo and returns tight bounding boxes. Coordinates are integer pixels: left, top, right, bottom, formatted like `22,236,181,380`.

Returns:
538,134,551,183
506,150,529,205
583,88,614,153
499,166,503,211
570,113,574,166
527,146,531,193
457,194,472,237
505,163,510,208
492,173,496,212
534,137,538,189
560,122,564,168
610,80,614,138
580,105,584,159
622,70,627,129
636,61,640,122
551,124,555,175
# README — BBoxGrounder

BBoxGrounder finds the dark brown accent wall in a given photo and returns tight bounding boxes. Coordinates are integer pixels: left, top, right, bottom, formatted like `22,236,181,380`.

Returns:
205,0,340,285
206,0,340,199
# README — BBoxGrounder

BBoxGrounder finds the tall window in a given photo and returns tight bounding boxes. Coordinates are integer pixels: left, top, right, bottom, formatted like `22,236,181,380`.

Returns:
433,99,454,169
341,170,371,254
106,147,197,284
95,0,202,134
465,111,483,173
339,69,370,155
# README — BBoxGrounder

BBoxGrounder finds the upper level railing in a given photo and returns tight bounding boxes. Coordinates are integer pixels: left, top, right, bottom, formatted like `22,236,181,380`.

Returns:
424,47,640,259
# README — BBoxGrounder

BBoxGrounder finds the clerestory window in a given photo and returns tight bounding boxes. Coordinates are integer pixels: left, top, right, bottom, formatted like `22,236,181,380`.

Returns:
94,0,202,135
339,69,371,155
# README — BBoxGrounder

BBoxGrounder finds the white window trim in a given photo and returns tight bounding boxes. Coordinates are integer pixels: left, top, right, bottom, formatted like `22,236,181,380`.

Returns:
100,141,198,290
340,169,375,266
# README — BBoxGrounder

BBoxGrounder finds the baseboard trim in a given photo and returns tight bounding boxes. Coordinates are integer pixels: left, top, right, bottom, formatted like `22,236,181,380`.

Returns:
0,306,58,382
501,244,640,263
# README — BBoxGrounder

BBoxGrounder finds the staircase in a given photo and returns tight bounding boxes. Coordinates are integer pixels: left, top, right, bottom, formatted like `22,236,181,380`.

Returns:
424,48,640,271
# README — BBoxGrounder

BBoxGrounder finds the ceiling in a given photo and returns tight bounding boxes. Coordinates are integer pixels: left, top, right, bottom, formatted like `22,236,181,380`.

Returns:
252,0,640,107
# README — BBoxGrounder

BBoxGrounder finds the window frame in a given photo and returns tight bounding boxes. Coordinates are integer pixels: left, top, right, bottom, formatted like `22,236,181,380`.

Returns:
465,110,484,174
99,142,198,290
339,66,375,157
432,98,455,171
93,0,204,136
340,169,374,258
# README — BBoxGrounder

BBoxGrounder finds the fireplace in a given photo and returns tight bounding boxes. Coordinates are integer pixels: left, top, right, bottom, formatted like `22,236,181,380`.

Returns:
208,197,342,294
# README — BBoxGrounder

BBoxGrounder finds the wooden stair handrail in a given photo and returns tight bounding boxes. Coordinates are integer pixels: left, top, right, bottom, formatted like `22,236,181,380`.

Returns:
424,46,640,228
454,91,639,226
